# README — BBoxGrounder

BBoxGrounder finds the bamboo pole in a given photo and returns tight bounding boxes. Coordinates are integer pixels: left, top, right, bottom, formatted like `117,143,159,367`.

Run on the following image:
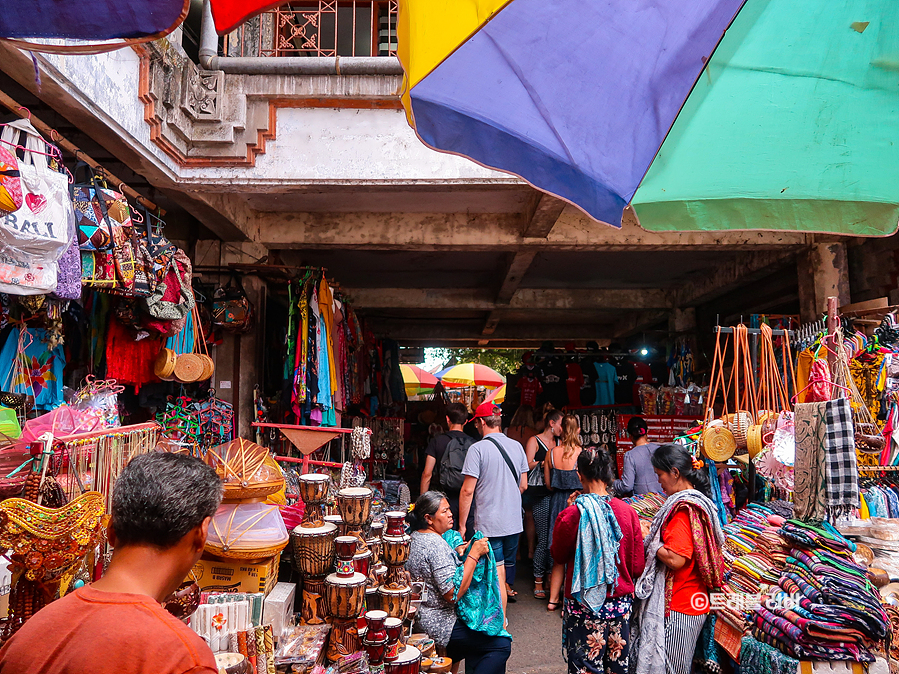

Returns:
0,87,165,214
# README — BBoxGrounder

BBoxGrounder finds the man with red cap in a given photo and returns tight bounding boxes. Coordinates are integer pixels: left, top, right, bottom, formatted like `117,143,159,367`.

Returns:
459,400,528,618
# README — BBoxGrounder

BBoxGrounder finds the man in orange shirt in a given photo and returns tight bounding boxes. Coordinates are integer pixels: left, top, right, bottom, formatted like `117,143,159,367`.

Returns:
0,452,223,674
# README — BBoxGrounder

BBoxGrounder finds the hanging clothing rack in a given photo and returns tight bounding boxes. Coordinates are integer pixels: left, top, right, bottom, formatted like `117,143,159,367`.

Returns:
0,88,164,214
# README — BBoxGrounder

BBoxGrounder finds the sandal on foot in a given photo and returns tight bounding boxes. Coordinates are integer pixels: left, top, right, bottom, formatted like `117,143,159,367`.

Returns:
534,582,546,599
546,601,561,612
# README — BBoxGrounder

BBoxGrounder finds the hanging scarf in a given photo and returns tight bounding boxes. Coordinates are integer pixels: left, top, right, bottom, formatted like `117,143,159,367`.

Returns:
823,398,859,519
793,401,828,521
571,493,622,612
442,530,511,639
634,489,724,674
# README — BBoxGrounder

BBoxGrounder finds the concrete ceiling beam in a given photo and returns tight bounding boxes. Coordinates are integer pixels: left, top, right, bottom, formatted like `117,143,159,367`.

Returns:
674,249,798,308
255,210,814,252
612,310,671,339
346,287,674,311
366,320,620,343
522,193,567,238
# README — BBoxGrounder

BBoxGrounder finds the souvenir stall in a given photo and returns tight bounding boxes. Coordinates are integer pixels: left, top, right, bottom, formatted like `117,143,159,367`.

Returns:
674,308,897,674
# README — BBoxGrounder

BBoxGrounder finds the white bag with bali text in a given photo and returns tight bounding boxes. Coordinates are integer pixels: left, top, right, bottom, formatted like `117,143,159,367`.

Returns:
0,119,73,262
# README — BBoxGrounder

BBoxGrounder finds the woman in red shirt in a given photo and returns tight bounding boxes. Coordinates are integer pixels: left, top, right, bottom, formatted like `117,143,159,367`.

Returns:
637,444,724,674
550,449,645,674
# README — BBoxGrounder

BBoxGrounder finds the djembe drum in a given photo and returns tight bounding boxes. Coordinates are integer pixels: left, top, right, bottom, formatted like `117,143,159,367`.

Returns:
298,473,330,523
379,583,412,621
385,646,422,674
337,486,372,552
290,521,337,577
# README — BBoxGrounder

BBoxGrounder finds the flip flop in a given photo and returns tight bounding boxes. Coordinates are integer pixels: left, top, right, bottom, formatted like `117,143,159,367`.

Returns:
534,588,547,599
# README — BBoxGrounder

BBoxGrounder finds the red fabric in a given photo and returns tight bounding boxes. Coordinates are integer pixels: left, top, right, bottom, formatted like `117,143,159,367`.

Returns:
105,317,162,392
0,585,217,673
209,0,285,34
550,498,645,600
565,363,583,407
517,375,542,407
663,509,706,615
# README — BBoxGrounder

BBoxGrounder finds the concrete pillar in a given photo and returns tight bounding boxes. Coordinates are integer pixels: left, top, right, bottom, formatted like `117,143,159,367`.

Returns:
797,242,850,322
236,276,265,439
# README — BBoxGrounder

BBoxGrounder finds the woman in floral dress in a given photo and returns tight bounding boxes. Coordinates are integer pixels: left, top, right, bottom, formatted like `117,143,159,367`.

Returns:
550,449,645,674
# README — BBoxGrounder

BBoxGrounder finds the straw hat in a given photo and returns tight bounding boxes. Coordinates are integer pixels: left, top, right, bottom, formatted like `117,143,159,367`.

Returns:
174,353,204,383
702,425,736,462
154,348,176,380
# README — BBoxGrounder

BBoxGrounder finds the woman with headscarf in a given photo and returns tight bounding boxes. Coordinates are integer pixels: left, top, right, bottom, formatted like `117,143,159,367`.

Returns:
550,449,645,674
634,444,725,674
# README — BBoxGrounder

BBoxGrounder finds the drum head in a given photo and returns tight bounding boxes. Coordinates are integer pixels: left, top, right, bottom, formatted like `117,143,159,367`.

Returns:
300,474,329,483
338,486,372,497
292,522,337,535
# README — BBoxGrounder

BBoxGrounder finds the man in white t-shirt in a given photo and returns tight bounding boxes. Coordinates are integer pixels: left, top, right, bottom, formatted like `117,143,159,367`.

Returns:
459,401,528,616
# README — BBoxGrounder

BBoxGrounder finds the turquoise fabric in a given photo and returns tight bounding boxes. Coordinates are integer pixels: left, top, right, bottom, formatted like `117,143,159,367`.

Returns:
571,493,622,613
442,530,511,639
633,0,899,236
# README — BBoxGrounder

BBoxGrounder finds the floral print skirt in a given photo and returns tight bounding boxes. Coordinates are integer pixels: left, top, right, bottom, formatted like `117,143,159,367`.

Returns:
562,595,632,674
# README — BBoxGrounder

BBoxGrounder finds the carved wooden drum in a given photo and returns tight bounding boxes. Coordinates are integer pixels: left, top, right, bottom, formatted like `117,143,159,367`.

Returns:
382,534,411,567
301,576,328,625
290,522,337,577
385,646,422,674
337,487,372,526
378,584,411,621
325,571,367,619
298,473,330,505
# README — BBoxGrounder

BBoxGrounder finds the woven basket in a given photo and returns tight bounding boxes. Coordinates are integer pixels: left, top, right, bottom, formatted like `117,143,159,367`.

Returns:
702,425,736,462
154,348,177,380
174,353,204,383
198,355,215,382
746,424,764,459
203,540,288,563
726,411,753,450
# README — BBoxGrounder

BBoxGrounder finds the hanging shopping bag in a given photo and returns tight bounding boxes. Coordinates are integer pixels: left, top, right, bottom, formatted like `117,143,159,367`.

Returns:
51,224,83,301
212,274,253,333
0,407,22,440
0,120,73,262
0,144,23,214
71,162,132,251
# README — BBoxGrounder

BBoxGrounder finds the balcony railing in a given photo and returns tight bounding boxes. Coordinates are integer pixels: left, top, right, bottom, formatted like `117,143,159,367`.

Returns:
223,1,398,58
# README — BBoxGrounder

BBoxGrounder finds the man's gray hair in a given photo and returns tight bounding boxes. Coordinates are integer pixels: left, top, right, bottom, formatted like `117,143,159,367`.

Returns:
112,453,223,549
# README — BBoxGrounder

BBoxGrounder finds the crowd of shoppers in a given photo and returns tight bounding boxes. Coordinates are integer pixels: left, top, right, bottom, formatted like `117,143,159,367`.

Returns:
412,403,726,674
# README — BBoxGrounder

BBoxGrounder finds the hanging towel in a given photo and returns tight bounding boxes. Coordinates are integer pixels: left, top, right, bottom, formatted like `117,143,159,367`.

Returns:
570,492,622,612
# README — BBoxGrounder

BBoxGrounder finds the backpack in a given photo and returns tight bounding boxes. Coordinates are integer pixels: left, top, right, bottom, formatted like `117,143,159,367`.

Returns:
438,434,474,491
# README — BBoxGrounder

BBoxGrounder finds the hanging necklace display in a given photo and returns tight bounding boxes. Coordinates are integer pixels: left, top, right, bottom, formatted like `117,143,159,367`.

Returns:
340,426,371,489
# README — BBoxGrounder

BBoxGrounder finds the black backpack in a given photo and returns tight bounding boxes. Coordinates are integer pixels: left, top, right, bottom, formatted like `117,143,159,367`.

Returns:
438,434,474,491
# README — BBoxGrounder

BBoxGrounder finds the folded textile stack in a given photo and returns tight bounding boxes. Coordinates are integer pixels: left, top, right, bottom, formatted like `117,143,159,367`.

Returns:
622,491,666,523
722,504,789,595
750,519,888,662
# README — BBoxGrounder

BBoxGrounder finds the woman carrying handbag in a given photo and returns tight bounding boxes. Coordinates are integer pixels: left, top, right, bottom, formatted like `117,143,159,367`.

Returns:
523,408,563,599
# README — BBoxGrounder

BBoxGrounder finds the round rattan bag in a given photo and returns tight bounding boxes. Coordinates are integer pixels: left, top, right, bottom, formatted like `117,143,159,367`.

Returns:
726,411,753,450
702,425,736,462
174,353,204,383
154,348,177,380
746,424,765,459
197,354,215,382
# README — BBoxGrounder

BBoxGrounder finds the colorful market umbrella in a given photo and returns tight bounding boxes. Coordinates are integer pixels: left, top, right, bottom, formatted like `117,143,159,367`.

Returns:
483,384,506,405
438,363,505,389
401,364,439,396
1,0,188,52
398,0,899,236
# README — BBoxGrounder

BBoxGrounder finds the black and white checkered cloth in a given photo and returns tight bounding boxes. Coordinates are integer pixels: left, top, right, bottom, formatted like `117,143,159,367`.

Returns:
824,398,859,511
